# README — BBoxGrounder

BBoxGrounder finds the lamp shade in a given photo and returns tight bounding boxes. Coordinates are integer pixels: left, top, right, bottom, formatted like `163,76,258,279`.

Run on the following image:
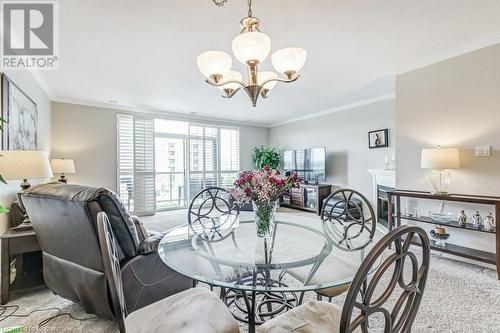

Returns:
196,51,232,78
421,148,460,169
271,47,307,74
217,70,243,92
0,150,53,180
232,32,271,64
51,158,76,174
258,71,278,90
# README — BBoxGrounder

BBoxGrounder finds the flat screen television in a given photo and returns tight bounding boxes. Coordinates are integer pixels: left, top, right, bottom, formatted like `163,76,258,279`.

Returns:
283,147,326,183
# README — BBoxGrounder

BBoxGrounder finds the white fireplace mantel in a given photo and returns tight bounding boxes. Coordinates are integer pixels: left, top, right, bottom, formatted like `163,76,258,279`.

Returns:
367,169,396,188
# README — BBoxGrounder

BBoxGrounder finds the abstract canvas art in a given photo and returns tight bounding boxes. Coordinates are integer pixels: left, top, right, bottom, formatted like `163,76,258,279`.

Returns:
1,75,38,150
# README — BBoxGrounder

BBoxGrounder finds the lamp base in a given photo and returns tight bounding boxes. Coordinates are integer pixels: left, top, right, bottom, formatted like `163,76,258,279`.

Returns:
58,173,68,183
20,178,31,190
429,170,452,196
17,181,31,224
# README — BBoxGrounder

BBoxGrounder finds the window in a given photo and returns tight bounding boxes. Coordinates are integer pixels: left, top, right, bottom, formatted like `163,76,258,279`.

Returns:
187,124,240,201
155,119,188,211
118,115,240,213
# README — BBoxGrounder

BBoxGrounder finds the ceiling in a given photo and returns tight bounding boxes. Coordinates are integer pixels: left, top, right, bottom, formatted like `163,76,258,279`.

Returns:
37,0,500,126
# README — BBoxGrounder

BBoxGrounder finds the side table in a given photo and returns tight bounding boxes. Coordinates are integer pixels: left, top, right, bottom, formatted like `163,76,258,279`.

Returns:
0,229,41,304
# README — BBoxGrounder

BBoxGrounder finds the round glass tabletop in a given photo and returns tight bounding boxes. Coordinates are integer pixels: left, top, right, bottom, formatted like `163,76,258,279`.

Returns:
158,213,379,293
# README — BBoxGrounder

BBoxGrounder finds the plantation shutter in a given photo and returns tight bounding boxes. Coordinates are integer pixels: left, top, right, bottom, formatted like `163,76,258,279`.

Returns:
117,114,156,216
220,128,240,187
117,114,135,212
133,117,156,215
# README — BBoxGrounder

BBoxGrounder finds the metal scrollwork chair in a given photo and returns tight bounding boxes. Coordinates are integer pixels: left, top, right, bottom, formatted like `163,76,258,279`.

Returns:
188,187,240,239
284,189,377,303
321,189,376,251
97,212,240,333
258,224,431,333
188,187,243,291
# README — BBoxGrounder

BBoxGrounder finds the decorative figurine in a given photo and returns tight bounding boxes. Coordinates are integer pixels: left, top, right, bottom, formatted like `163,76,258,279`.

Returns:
484,212,495,231
472,211,483,230
457,210,467,227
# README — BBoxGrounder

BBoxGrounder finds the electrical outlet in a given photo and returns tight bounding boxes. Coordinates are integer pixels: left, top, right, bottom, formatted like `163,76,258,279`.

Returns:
475,145,491,157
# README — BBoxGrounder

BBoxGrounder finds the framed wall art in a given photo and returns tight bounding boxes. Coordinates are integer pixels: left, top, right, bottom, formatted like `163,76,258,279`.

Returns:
368,128,389,149
1,74,38,150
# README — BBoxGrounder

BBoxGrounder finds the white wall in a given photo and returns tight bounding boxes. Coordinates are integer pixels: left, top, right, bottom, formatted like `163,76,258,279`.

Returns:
396,43,500,256
51,102,269,191
0,71,52,233
269,99,395,202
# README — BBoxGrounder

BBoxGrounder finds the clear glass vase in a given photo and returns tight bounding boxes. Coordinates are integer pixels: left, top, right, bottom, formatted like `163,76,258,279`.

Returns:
252,200,278,238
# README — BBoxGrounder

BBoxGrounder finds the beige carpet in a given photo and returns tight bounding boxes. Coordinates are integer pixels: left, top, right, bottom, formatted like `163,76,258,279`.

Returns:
2,210,499,332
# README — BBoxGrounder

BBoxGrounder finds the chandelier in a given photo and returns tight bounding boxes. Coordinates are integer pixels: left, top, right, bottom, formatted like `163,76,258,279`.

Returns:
196,0,307,107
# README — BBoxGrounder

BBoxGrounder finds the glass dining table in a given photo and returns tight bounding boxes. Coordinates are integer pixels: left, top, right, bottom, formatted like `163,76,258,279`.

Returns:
157,213,377,333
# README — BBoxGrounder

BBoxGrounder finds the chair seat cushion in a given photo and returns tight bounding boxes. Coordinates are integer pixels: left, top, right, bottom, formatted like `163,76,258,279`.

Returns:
125,287,239,333
257,301,342,333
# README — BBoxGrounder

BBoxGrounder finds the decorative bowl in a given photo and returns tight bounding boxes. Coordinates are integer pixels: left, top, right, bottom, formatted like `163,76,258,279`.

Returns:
430,212,452,223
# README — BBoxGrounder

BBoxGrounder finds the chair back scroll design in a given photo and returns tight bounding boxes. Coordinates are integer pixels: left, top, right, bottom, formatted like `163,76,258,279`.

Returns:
340,225,431,333
321,188,376,251
188,187,240,236
97,212,127,333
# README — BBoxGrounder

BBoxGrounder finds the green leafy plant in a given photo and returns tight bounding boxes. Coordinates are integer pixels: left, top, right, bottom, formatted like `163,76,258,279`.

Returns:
252,146,281,170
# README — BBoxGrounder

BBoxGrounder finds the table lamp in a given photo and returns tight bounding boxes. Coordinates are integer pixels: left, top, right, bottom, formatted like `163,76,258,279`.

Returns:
421,147,460,195
51,158,76,183
0,150,53,224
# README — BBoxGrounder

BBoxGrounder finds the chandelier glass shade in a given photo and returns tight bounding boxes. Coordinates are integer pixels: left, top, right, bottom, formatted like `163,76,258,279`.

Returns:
231,31,271,64
197,0,307,107
216,70,243,93
196,51,232,81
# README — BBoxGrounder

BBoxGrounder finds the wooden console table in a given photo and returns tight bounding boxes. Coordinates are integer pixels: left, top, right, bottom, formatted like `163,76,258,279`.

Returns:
281,183,332,215
387,190,499,279
0,229,41,304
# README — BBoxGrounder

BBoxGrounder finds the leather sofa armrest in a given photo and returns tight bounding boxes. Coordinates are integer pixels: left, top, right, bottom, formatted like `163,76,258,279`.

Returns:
137,232,165,255
131,215,149,242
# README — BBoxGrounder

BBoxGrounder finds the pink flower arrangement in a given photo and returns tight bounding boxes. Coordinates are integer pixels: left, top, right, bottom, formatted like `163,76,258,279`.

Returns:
229,166,301,203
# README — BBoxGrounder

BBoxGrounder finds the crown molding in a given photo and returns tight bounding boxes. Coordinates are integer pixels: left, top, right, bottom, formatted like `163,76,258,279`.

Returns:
269,93,395,128
52,97,270,128
396,34,500,75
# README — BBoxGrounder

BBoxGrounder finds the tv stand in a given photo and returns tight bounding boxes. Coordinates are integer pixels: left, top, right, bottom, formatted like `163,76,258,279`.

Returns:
281,183,332,215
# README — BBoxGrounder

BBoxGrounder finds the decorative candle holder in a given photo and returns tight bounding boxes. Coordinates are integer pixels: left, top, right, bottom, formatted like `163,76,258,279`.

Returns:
430,226,450,247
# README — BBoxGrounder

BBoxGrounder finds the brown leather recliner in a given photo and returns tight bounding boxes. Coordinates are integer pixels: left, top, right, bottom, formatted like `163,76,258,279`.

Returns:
22,183,192,320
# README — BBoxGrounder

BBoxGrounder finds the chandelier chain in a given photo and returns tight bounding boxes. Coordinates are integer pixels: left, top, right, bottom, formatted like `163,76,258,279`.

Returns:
212,0,227,7
212,0,253,17
247,0,253,17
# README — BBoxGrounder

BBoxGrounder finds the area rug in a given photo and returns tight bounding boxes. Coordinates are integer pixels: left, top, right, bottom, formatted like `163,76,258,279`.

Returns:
1,251,498,332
